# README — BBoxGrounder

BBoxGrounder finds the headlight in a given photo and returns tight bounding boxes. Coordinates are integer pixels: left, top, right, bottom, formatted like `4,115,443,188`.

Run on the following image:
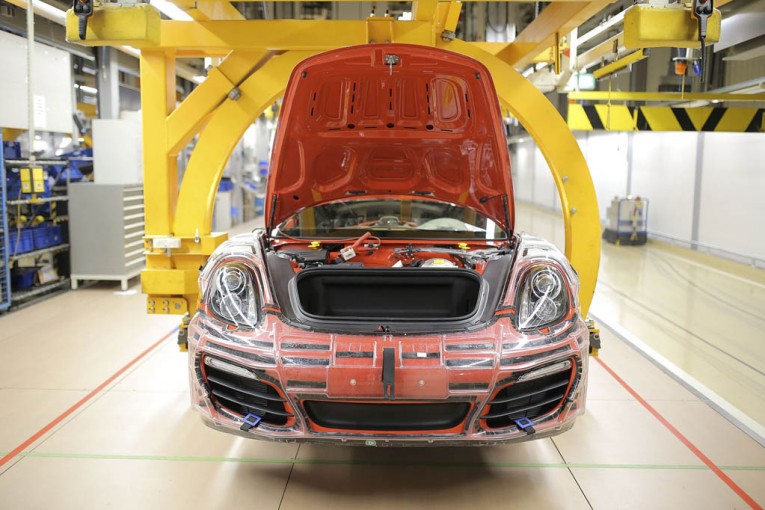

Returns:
208,264,260,328
516,265,569,331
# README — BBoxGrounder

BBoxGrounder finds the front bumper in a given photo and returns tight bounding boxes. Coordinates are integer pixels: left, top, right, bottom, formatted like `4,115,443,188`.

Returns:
187,312,589,446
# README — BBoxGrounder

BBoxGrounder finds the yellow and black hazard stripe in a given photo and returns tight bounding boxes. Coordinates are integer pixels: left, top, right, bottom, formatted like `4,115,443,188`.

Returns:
568,104,765,133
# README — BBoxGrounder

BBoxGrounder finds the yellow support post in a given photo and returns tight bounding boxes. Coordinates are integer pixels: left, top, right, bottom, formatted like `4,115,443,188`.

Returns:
140,50,178,236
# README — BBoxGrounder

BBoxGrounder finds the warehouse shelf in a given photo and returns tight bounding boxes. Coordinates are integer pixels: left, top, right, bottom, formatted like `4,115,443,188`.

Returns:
4,159,67,166
10,277,70,302
0,139,10,311
8,195,69,205
9,243,70,262
3,144,74,311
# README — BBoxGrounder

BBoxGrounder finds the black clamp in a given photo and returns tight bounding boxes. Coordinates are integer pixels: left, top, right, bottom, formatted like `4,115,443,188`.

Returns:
239,413,262,432
514,417,536,435
382,347,395,400
72,0,94,40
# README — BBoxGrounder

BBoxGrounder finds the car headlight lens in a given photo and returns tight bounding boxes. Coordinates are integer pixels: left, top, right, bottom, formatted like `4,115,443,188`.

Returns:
208,264,259,328
517,266,569,331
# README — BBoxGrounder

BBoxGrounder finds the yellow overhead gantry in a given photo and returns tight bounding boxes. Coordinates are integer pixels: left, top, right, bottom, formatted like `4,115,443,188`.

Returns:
64,0,604,324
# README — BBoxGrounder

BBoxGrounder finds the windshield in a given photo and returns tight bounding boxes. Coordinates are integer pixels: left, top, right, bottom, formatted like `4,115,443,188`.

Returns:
273,198,507,240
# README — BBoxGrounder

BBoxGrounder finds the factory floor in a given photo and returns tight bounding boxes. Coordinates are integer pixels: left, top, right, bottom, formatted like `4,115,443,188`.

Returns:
0,204,763,509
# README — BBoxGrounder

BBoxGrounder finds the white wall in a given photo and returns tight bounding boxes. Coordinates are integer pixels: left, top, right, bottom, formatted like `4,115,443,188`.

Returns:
510,130,765,262
510,142,534,203
0,31,73,134
698,133,765,258
584,132,630,221
532,146,557,210
92,119,143,184
631,131,697,240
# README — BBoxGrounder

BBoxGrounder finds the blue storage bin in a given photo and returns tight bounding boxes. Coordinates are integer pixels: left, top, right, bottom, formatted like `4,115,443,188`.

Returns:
32,225,53,250
254,197,265,215
11,268,37,290
8,229,34,255
6,181,22,200
3,141,21,160
218,178,234,192
49,224,62,245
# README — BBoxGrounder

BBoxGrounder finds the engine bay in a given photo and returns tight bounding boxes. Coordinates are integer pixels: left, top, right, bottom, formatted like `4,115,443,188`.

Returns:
271,234,514,275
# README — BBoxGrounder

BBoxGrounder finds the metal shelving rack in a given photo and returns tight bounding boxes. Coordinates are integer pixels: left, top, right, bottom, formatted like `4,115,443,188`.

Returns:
3,155,71,309
0,139,11,312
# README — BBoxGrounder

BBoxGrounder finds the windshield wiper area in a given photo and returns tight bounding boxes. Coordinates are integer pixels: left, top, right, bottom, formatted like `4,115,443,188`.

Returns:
392,245,513,266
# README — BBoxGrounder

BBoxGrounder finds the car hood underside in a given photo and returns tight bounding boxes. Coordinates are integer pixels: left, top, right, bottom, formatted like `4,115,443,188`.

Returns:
265,44,515,233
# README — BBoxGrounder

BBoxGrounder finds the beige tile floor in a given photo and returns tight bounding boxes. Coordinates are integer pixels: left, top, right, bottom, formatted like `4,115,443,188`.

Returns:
0,206,763,509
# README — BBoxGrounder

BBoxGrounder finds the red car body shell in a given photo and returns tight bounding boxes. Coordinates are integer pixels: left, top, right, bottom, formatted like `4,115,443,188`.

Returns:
188,44,588,445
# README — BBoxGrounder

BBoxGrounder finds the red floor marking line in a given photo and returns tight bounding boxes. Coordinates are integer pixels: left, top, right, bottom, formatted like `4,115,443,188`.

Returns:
0,328,178,470
594,356,763,510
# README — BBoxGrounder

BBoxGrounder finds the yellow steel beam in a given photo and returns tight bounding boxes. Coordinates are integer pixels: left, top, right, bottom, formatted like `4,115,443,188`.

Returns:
569,104,765,132
575,32,623,70
141,50,178,236
68,19,445,52
592,49,648,79
65,4,161,45
624,5,721,49
471,42,511,55
413,0,439,21
441,0,463,33
160,20,435,50
440,38,601,316
174,0,246,20
166,50,269,155
569,91,765,102
173,51,318,238
496,0,617,69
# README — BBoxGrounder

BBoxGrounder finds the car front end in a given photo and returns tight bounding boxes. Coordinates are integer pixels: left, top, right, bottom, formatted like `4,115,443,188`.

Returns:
187,231,589,446
187,43,590,446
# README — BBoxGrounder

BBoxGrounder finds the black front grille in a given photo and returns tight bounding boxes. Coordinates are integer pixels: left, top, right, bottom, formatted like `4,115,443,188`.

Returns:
304,401,470,431
203,357,292,426
483,363,573,429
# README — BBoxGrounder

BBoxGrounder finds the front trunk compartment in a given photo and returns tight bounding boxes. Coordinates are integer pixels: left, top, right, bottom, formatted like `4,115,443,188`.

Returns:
293,267,483,322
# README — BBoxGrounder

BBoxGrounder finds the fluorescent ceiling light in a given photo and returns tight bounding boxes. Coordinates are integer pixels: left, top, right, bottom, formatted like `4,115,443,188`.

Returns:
120,46,141,58
33,0,66,24
192,75,206,84
78,84,98,95
150,0,193,21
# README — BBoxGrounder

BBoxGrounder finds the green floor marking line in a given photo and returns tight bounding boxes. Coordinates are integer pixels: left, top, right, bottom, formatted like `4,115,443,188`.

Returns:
14,451,765,471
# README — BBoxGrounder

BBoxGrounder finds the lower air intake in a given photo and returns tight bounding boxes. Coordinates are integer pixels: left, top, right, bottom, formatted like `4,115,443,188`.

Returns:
203,356,292,426
483,363,573,429
304,401,470,431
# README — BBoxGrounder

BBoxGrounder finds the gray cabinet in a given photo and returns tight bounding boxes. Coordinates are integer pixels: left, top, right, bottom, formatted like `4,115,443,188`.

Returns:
69,183,145,290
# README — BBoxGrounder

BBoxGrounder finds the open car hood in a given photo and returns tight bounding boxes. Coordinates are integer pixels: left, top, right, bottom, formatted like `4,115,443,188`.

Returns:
266,44,515,234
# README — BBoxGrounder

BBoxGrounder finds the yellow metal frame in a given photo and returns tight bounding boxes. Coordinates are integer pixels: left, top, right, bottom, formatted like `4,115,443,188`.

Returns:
569,91,765,102
65,2,602,318
592,49,648,80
